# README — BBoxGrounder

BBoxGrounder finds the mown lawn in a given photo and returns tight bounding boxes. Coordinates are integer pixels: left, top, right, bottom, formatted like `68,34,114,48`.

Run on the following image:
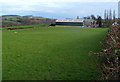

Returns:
2,26,108,80
0,30,2,81
0,24,50,30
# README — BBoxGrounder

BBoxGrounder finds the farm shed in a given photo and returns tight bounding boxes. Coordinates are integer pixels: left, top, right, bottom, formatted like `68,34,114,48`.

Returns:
55,19,85,26
84,19,96,27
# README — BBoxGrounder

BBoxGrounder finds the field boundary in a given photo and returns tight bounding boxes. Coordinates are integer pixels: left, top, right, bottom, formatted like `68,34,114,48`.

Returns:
92,25,120,80
0,24,50,30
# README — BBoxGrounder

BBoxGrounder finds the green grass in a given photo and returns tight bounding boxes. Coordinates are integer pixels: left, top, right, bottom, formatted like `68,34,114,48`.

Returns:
2,20,19,22
0,30,2,81
2,26,108,80
0,24,50,30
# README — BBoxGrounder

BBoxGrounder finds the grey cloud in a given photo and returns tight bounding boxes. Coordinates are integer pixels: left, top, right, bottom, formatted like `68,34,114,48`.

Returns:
0,2,118,18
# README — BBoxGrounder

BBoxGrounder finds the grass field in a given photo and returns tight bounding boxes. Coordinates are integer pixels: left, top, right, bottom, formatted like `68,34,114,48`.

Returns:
2,26,108,80
0,24,50,30
0,30,2,81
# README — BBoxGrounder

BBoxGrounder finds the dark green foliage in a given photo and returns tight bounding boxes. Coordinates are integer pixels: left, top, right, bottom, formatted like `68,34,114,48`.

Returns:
90,15,96,20
97,16,102,27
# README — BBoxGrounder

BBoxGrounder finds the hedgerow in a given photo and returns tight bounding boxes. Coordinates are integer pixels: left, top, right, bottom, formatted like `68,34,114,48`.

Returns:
92,25,120,80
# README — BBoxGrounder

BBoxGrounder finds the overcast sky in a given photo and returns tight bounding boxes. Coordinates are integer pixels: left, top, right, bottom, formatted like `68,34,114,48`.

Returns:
0,0,119,18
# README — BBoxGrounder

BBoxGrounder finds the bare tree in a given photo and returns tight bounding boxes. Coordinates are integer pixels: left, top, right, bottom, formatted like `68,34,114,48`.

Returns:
113,10,116,23
109,9,112,25
77,16,79,19
109,9,112,20
106,10,109,21
104,10,107,23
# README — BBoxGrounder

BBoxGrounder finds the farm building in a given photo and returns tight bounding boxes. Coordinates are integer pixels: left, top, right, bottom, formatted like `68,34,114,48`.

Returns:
84,19,97,27
54,19,96,27
55,19,85,26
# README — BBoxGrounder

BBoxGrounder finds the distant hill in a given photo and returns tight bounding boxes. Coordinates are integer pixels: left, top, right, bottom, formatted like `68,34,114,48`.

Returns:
2,15,21,17
1,15,55,27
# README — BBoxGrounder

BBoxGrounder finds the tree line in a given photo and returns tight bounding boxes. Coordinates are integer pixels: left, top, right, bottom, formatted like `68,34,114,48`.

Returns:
83,9,117,28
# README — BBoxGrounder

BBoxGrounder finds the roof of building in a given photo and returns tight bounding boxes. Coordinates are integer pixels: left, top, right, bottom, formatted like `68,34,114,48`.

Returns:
56,19,84,22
